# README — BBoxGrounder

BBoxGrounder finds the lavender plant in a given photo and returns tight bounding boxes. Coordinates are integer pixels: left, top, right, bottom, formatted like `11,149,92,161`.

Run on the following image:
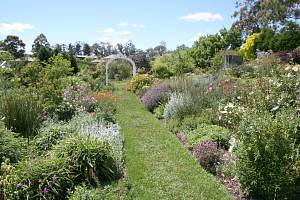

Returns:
141,83,172,111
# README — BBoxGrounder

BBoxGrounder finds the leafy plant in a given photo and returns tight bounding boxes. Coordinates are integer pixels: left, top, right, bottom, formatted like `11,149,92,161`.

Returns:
2,135,121,199
0,122,27,163
235,110,300,199
0,90,42,141
163,92,192,120
186,124,230,150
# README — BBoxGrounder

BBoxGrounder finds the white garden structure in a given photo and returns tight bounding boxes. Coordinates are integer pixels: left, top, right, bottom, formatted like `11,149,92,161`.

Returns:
104,54,136,85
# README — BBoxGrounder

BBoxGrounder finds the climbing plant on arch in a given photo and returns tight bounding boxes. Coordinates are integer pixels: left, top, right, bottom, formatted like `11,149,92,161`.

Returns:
105,54,136,85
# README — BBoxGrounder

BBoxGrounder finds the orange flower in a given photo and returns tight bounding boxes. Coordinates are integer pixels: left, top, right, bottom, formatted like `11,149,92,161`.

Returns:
94,91,117,103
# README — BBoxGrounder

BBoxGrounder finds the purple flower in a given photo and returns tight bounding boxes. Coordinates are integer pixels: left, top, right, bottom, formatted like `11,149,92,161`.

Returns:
43,187,49,193
16,183,23,189
176,132,186,144
141,83,171,111
193,140,220,174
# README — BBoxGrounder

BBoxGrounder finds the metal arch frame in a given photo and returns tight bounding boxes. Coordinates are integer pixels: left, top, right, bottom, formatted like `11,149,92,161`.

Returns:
105,56,136,85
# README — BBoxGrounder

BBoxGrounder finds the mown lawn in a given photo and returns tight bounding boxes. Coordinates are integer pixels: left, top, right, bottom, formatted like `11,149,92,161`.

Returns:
114,81,231,200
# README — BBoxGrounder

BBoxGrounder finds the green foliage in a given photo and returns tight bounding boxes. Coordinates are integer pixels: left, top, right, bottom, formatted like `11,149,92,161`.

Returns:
2,135,121,199
251,22,300,53
273,21,300,51
0,90,42,140
151,61,173,78
69,182,130,200
186,124,230,150
151,50,194,78
31,33,50,56
0,35,25,58
94,91,117,124
180,112,214,131
153,104,165,119
38,54,73,114
235,110,300,199
108,61,132,80
0,51,14,62
233,0,299,33
191,27,242,69
20,61,42,85
0,122,27,163
54,101,76,121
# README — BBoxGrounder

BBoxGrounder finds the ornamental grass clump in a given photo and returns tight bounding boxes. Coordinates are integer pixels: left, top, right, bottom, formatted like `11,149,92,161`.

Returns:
0,90,42,141
193,140,220,174
141,83,172,112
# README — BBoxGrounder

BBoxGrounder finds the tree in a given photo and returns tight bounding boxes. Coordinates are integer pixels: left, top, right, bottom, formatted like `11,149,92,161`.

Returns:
154,41,167,56
83,43,91,56
219,26,243,50
273,21,300,51
233,0,300,34
145,48,156,60
32,33,50,55
124,40,136,56
74,42,82,55
36,46,53,62
1,35,25,58
117,43,125,55
68,43,75,55
190,34,224,68
129,51,151,72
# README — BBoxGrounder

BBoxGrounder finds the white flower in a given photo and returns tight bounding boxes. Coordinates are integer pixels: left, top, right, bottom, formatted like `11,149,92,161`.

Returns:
271,106,279,112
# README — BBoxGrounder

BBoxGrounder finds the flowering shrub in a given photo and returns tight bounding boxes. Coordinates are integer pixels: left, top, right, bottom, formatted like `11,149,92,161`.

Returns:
239,33,260,60
94,91,117,123
216,102,246,130
193,141,220,174
79,122,123,172
141,83,172,111
235,110,300,199
126,74,153,93
63,81,96,112
163,92,192,120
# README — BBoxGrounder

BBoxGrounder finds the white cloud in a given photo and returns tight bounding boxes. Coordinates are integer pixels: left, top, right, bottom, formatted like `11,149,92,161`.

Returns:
117,22,144,28
102,28,132,36
179,12,223,22
0,22,34,35
97,37,129,45
189,32,207,42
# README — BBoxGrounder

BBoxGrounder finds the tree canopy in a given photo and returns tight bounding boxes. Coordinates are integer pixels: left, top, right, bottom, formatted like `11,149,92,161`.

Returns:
233,0,300,34
0,35,26,58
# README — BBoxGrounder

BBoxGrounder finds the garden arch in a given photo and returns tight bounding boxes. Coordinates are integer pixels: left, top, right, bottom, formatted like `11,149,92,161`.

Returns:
105,54,136,85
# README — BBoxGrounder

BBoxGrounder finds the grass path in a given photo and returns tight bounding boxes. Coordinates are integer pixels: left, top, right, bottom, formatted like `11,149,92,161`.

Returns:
114,82,231,200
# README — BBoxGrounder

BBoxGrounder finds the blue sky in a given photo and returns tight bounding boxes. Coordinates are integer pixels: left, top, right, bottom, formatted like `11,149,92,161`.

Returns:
0,0,237,52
